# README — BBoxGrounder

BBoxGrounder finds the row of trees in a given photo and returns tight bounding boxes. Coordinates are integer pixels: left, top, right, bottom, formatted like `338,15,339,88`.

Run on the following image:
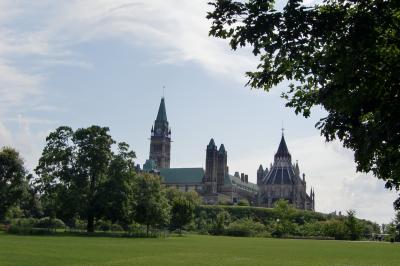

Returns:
194,201,381,240
0,125,395,241
1,126,199,235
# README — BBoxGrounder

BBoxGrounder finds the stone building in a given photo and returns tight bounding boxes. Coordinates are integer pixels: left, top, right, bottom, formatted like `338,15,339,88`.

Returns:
142,97,258,204
201,138,258,204
257,133,315,210
142,97,315,210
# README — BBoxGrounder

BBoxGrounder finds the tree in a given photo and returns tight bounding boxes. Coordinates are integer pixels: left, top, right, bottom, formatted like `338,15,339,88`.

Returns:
393,211,400,241
272,199,296,236
20,174,43,218
96,142,136,227
165,188,200,233
211,209,230,235
208,0,400,207
131,173,170,236
171,196,195,234
35,126,115,232
345,210,361,240
0,147,27,221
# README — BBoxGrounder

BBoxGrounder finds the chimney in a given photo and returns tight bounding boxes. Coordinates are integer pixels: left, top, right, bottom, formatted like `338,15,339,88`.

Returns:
240,173,245,182
234,172,240,178
245,174,248,183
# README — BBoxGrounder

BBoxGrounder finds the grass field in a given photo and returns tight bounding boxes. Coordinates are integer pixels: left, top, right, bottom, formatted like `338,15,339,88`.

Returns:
0,233,399,266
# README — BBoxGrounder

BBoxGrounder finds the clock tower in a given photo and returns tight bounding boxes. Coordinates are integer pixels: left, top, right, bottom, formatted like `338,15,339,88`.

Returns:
149,97,171,169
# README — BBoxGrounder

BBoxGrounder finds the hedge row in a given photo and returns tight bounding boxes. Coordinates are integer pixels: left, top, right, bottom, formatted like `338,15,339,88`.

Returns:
195,205,328,224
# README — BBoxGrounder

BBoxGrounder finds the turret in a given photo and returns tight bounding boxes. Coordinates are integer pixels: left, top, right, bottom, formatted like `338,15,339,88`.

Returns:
205,138,218,193
295,160,300,176
257,164,264,185
217,144,228,192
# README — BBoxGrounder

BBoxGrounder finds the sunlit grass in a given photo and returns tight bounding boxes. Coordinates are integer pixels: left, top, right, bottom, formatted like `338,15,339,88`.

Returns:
0,233,399,265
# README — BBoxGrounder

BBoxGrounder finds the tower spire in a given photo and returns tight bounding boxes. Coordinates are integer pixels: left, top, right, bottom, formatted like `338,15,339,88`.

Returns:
156,97,168,122
275,132,291,160
149,97,171,169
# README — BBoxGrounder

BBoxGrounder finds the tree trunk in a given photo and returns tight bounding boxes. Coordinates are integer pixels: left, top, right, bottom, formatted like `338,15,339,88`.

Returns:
146,224,149,237
87,213,94,233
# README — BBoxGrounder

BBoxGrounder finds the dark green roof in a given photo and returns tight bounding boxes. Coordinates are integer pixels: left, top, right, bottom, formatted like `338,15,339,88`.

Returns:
143,159,157,171
156,97,168,122
160,168,204,184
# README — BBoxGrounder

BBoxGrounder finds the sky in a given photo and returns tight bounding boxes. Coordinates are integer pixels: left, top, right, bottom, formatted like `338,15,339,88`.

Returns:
0,0,397,224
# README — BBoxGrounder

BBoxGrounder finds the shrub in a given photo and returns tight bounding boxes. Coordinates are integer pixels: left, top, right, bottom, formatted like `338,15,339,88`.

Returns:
237,199,250,206
226,218,267,237
7,225,54,235
10,218,38,228
36,217,65,229
73,218,87,231
95,220,111,232
110,223,123,232
209,210,230,235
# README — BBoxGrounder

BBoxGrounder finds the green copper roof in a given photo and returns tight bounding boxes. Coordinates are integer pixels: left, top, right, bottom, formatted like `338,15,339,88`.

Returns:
160,168,204,184
156,97,168,122
143,159,157,171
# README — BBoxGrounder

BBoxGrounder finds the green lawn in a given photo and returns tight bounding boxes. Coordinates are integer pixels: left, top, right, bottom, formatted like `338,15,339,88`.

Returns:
0,233,399,266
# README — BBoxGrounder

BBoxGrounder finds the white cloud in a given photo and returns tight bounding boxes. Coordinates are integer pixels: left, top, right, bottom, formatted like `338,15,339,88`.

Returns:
0,0,256,115
0,61,43,113
0,115,46,172
40,0,256,79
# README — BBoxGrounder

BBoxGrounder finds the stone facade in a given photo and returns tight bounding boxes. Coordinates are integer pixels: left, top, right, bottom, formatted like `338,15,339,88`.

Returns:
257,134,315,211
201,138,258,205
142,97,315,210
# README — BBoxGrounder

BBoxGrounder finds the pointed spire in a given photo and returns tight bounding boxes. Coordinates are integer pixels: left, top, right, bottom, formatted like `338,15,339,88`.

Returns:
258,164,264,172
156,97,168,122
207,138,216,149
275,133,291,159
219,144,226,153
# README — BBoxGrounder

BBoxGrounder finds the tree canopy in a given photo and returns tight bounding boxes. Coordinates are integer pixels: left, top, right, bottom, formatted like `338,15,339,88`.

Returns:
0,147,27,221
35,125,133,232
207,0,400,207
131,173,170,236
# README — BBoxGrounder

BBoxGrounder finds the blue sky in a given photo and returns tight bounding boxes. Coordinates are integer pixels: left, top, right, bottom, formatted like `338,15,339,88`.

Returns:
0,0,397,224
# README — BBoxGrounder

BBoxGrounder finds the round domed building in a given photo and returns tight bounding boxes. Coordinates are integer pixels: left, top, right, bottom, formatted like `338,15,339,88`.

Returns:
257,133,315,211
